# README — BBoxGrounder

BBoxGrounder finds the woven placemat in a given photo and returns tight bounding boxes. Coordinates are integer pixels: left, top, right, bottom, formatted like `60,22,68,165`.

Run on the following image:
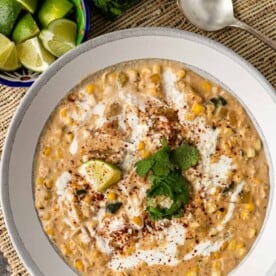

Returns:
0,0,275,274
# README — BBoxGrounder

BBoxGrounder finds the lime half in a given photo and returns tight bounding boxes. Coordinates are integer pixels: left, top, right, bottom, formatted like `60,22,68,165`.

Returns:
38,0,73,27
0,0,21,36
39,19,77,57
78,160,122,193
0,34,21,71
12,13,40,43
16,37,55,72
16,0,37,13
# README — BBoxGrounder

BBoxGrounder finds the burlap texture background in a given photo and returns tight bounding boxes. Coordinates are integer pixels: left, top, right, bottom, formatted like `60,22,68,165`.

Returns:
0,0,275,274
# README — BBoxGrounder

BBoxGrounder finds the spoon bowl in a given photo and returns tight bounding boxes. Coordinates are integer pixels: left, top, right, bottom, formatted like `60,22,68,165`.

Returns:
178,0,235,31
177,0,276,50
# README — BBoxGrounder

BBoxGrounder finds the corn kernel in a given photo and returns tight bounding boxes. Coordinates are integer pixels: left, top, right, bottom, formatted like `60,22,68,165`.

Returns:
241,209,249,220
107,72,117,82
248,228,256,239
192,103,205,115
246,148,256,158
37,177,44,186
57,148,63,158
211,270,221,276
85,83,96,94
60,107,67,118
141,67,151,76
126,245,136,255
46,228,54,236
237,242,245,249
141,150,151,159
253,178,262,185
185,113,195,121
201,81,212,92
83,195,91,204
44,179,53,189
152,65,161,74
137,141,145,150
177,70,186,80
212,252,221,259
238,247,247,257
43,147,51,156
228,240,237,251
186,271,197,276
43,213,51,220
61,244,72,255
43,191,52,200
107,192,117,201
74,259,84,271
66,133,74,142
254,139,262,151
245,203,255,212
150,74,161,84
132,216,143,227
212,260,221,269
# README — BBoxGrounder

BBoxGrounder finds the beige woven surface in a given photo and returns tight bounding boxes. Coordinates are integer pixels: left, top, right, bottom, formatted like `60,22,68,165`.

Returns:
0,0,275,274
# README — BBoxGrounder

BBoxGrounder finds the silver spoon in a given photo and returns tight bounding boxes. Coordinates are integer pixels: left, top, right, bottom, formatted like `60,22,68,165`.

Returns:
177,0,276,50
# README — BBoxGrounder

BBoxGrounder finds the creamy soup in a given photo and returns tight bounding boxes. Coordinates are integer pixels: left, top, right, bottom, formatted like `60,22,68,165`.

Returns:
34,60,269,276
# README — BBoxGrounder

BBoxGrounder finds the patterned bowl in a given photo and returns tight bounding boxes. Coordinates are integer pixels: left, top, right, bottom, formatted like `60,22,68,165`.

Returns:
0,0,90,88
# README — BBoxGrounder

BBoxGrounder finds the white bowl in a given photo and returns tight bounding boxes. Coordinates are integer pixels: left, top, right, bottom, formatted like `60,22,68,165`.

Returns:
1,28,276,276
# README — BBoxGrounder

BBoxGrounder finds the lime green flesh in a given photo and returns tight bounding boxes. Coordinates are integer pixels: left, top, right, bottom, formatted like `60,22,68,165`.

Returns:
38,0,73,27
0,35,21,71
16,36,55,72
79,160,122,193
16,0,37,13
39,19,77,57
0,0,21,36
12,13,40,43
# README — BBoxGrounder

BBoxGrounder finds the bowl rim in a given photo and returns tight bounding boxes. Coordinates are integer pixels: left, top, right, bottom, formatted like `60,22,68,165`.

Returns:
0,0,91,88
1,27,275,275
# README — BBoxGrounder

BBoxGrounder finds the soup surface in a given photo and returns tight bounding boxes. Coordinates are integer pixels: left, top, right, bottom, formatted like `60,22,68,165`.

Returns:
34,60,269,276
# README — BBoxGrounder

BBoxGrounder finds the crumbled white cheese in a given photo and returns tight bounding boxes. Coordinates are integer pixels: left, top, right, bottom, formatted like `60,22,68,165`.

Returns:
56,171,71,196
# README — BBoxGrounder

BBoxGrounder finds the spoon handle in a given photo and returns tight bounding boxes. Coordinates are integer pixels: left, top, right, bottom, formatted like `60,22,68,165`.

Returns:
231,19,276,50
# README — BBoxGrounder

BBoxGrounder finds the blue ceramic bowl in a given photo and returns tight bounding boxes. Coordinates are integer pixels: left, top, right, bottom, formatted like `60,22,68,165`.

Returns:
0,0,90,88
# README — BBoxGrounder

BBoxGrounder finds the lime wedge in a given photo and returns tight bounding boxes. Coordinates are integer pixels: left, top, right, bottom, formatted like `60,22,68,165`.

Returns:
16,37,55,72
38,0,73,27
16,0,37,13
39,19,76,57
0,34,21,71
0,0,21,36
79,160,122,193
12,13,40,43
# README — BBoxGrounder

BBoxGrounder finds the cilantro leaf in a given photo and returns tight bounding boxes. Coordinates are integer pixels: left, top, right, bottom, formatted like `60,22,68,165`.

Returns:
151,144,175,176
135,139,198,221
135,157,154,177
172,144,199,170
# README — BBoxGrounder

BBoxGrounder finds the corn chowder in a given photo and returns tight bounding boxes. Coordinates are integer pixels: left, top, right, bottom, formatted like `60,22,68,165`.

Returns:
34,60,269,275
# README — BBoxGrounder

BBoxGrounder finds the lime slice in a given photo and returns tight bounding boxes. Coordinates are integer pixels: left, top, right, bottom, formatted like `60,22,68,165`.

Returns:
38,0,73,27
12,13,40,43
39,19,76,57
0,34,21,71
79,160,122,193
16,0,37,13
16,37,55,72
0,0,21,36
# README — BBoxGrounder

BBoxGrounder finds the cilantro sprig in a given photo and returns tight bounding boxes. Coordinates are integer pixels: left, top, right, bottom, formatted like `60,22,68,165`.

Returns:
135,140,199,220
